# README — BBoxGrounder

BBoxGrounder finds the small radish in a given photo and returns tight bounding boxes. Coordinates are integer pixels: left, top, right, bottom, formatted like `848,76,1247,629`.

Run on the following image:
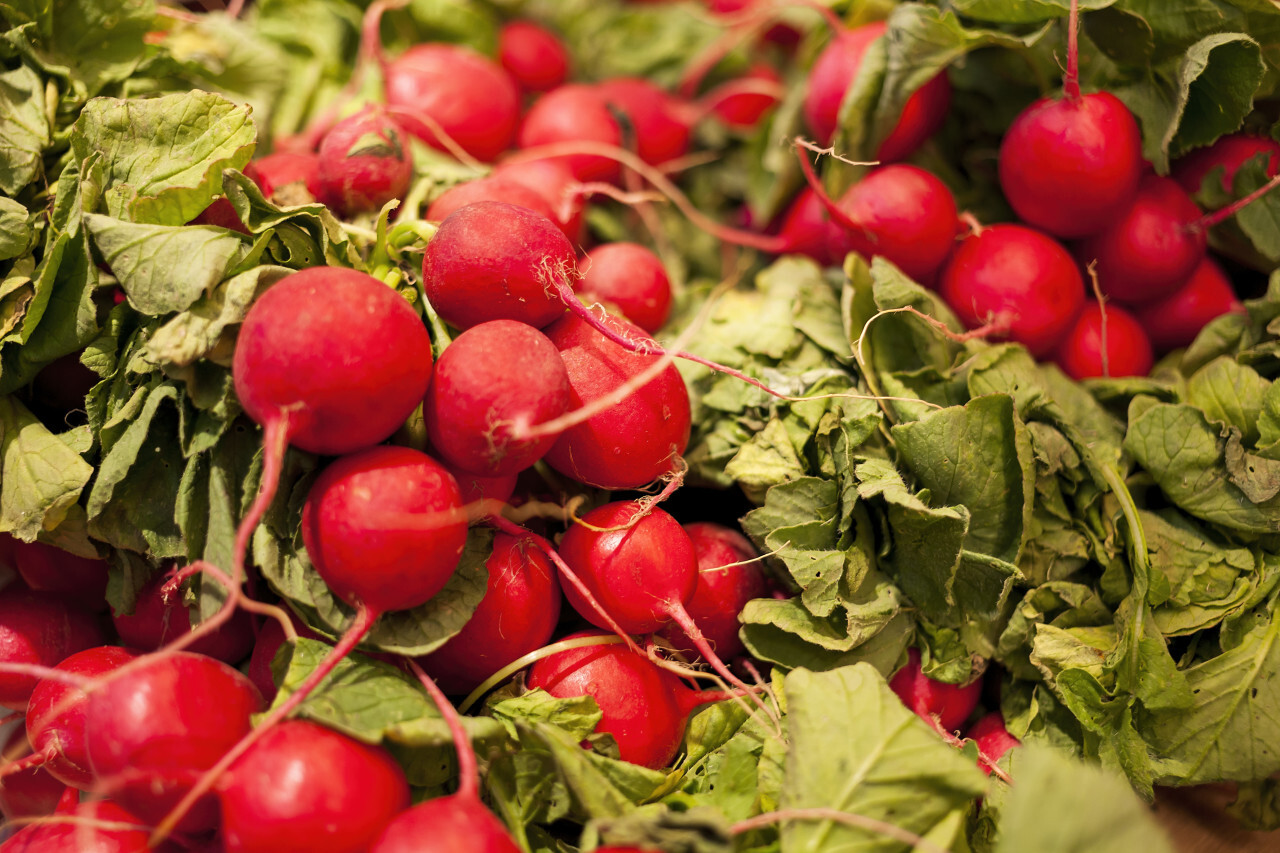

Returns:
84,651,263,832
997,0,1143,238
216,719,410,853
26,645,142,789
384,43,521,162
541,313,691,491
597,77,693,167
491,157,586,242
517,84,624,182
802,20,951,161
702,62,783,130
418,532,562,695
888,648,982,733
421,201,575,331
315,105,413,217
425,176,561,234
1052,301,1154,380
423,320,573,477
498,20,570,94
0,728,67,822
370,662,522,853
966,711,1021,774
250,151,324,205
937,223,1085,357
444,465,519,510
1172,133,1280,195
576,242,673,334
1073,174,1206,306
11,540,109,611
0,799,155,853
1133,256,1242,353
111,572,255,665
774,186,840,267
0,589,106,710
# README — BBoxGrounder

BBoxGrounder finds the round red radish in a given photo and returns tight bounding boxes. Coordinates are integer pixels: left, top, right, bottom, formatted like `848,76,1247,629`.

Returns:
998,91,1144,238
111,573,254,664
301,445,467,616
421,201,575,331
576,242,673,334
418,533,562,695
937,223,1085,357
775,187,840,266
527,630,692,768
84,651,263,832
232,266,434,456
888,648,982,733
0,728,67,822
11,540,108,611
517,84,624,183
250,151,324,205
217,719,410,853
657,522,768,662
803,21,950,161
425,176,560,230
498,20,570,94
424,320,572,477
1134,256,1242,353
705,63,782,130
369,789,521,853
26,646,142,789
0,589,105,710
0,799,155,853
444,465,519,509
597,77,692,166
491,157,585,242
1074,174,1207,306
967,711,1021,773
1053,301,1154,380
542,313,692,491
315,105,413,217
1172,133,1280,195
384,43,520,162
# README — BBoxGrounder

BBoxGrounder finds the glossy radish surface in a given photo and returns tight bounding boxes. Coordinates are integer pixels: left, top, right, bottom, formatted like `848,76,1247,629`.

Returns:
0,589,105,710
597,77,693,166
888,648,982,733
1053,301,1154,380
576,242,673,334
425,175,560,230
1134,256,1242,353
0,799,155,853
315,105,412,217
0,728,67,821
517,84,624,182
11,540,108,611
498,20,570,94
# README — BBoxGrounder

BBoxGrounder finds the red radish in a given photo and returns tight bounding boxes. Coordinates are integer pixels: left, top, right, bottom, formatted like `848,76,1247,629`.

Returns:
1134,256,1242,353
424,320,573,477
966,711,1021,773
491,157,586,242
111,573,255,664
597,77,693,166
315,105,413,217
937,223,1085,357
517,84,625,182
774,186,840,266
84,651,263,832
498,20,570,94
418,533,562,695
1074,174,1206,306
802,21,951,161
190,197,249,234
0,728,67,821
422,201,575,331
384,43,520,162
26,645,141,789
370,662,521,853
888,648,982,733
526,630,696,769
542,313,691,491
703,62,782,130
0,799,155,852
0,589,105,710
657,522,768,662
11,541,108,611
1053,301,1154,380
425,176,561,233
216,720,410,853
445,465,519,510
576,242,673,334
1172,133,1280,195
250,151,324,204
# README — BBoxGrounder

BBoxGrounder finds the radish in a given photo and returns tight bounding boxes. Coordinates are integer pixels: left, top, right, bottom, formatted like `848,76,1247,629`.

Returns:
0,799,155,852
444,465,519,510
383,43,520,162
702,62,783,130
26,645,141,789
111,572,255,664
84,651,263,832
0,589,106,711
249,151,324,205
418,532,562,695
216,719,410,853
657,522,768,662
936,222,1085,357
887,648,982,733
1172,133,1280,195
424,176,561,234
802,20,951,161
423,320,572,477
315,105,412,217
421,201,574,331
11,540,109,611
597,77,693,166
517,85,624,182
491,157,585,242
1073,174,1206,306
576,242,673,334
370,662,521,853
498,20,570,94
773,186,840,266
1133,256,1242,353
542,312,691,491
997,0,1143,238
0,728,67,822
966,711,1021,774
1052,301,1154,380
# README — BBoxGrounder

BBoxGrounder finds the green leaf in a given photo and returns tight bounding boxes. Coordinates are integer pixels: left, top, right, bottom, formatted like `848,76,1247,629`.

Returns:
3,0,155,98
0,63,50,195
0,198,31,261
948,0,1117,24
1186,356,1270,444
993,745,1174,853
779,665,987,853
0,394,94,539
